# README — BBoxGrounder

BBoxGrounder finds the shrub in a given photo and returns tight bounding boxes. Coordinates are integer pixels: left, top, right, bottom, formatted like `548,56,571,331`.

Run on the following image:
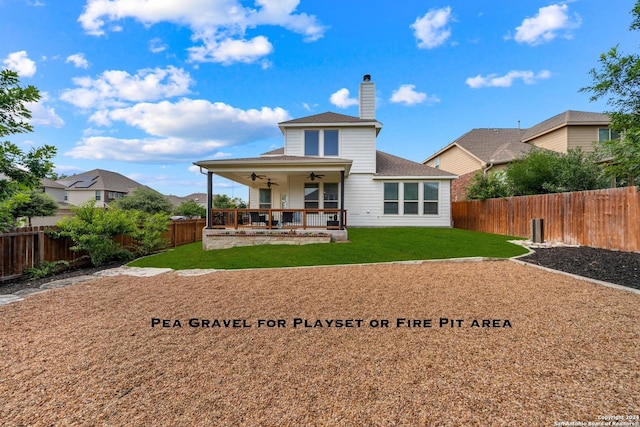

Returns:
23,260,70,279
466,171,512,200
130,211,171,256
53,201,135,266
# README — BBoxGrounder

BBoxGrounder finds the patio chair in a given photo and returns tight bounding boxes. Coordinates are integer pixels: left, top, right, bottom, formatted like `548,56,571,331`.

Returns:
250,211,266,225
281,211,294,224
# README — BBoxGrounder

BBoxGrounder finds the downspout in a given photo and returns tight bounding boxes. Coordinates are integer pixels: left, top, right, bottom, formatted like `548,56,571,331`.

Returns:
206,171,213,229
483,159,495,175
340,170,345,230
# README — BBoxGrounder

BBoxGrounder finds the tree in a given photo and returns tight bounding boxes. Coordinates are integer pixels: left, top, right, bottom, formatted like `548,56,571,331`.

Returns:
465,171,512,200
9,190,58,226
213,194,247,208
173,199,206,218
112,187,173,215
506,148,608,196
0,70,57,201
579,1,640,185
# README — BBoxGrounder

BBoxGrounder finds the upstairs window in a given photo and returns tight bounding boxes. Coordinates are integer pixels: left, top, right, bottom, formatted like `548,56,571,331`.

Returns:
304,129,339,156
324,130,339,156
598,128,620,141
304,130,319,156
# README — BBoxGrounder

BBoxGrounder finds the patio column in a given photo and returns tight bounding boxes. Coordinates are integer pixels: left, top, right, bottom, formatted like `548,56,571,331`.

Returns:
206,171,213,229
340,170,345,230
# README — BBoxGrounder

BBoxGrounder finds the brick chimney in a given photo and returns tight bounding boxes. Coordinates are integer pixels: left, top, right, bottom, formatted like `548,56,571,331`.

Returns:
359,74,375,120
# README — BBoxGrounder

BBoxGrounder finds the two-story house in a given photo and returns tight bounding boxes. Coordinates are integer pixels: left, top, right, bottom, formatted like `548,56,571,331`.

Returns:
423,110,615,201
194,75,456,242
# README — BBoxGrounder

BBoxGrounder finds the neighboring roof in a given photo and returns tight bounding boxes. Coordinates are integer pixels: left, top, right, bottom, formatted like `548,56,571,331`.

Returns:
261,147,285,156
423,128,531,165
41,178,66,189
166,193,208,206
279,111,378,125
58,169,144,192
521,110,610,142
375,151,456,178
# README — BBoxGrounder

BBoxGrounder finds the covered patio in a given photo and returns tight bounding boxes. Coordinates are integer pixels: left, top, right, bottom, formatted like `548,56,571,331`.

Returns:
194,154,353,247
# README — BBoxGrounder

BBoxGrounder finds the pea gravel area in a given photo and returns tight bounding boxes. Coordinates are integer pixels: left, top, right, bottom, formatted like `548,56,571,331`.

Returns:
1,261,638,426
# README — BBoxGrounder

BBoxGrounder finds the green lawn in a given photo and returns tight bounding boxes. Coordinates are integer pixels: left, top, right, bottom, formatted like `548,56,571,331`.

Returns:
128,228,527,270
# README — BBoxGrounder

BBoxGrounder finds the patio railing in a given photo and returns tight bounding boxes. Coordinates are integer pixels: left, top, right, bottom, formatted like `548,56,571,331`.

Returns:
209,209,347,230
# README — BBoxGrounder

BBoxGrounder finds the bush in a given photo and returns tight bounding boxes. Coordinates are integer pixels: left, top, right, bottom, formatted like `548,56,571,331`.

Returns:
466,171,512,200
23,260,70,279
130,211,171,256
53,201,135,266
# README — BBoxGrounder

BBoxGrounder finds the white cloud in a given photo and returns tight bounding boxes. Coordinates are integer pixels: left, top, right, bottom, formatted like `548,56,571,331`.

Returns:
67,99,291,162
329,88,358,109
60,66,193,109
66,53,89,69
513,4,581,45
149,38,168,53
411,7,452,49
78,0,327,65
27,93,65,128
3,51,37,77
390,84,439,106
188,35,274,66
465,70,552,88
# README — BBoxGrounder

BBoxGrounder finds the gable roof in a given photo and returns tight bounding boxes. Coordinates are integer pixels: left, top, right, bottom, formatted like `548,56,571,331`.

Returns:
58,169,144,192
376,151,456,178
521,110,610,142
424,128,532,165
279,111,378,125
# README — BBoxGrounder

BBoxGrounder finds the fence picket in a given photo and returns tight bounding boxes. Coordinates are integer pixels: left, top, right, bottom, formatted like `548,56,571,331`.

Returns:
1,219,206,282
452,186,639,252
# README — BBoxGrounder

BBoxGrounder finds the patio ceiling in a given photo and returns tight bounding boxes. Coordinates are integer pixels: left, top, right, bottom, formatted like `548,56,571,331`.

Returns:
194,156,353,187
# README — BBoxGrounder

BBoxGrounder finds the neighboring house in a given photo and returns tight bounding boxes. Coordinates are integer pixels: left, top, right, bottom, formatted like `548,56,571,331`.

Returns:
194,75,456,238
166,193,209,208
56,169,145,208
423,110,615,201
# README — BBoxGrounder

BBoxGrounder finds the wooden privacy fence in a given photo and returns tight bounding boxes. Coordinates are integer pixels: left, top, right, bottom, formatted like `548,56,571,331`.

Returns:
452,186,640,252
0,219,206,282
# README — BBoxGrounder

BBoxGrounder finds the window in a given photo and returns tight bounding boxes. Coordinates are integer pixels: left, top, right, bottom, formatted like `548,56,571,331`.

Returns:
404,183,418,215
64,191,68,201
107,191,125,200
434,157,440,169
304,183,319,209
323,183,339,209
324,130,339,156
259,188,271,209
384,183,399,214
304,129,339,156
424,182,439,215
304,130,319,156
598,128,620,141
95,190,101,201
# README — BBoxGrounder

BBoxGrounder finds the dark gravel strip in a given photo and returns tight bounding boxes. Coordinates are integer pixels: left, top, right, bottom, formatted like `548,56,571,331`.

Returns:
519,246,640,291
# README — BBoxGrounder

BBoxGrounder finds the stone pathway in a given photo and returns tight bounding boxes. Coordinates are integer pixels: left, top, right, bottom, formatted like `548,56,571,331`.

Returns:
0,267,177,306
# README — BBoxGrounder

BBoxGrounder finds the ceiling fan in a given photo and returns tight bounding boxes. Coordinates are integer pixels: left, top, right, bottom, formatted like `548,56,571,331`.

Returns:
266,179,279,188
248,172,266,181
308,172,325,181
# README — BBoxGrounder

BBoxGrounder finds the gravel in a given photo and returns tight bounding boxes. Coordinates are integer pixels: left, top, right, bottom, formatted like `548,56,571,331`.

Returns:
1,260,638,426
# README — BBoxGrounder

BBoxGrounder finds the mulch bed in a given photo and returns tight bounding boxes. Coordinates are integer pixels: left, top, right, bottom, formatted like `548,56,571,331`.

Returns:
519,246,640,291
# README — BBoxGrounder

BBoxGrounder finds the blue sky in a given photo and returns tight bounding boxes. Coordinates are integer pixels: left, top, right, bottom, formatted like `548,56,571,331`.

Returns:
1,0,637,201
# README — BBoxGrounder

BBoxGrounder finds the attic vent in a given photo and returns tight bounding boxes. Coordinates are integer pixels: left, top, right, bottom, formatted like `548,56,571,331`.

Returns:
363,74,371,82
